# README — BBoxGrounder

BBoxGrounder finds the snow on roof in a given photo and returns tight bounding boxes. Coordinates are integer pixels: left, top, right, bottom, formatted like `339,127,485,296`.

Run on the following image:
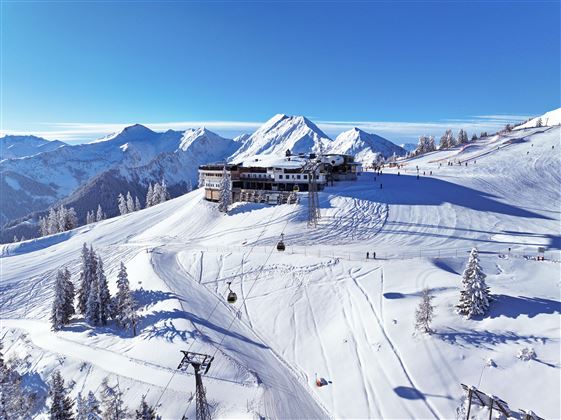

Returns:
236,155,308,169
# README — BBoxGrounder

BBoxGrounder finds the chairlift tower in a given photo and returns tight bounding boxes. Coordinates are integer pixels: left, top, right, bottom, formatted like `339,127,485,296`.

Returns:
178,351,214,420
305,161,321,228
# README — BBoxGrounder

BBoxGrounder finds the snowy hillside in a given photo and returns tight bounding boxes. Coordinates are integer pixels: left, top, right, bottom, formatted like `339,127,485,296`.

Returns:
330,127,406,164
229,114,333,161
0,135,66,161
1,125,559,419
515,107,561,130
0,125,236,237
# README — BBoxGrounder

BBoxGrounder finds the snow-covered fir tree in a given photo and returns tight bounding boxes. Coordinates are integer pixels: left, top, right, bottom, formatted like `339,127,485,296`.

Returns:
114,262,138,336
218,166,232,213
414,135,427,155
0,342,34,419
76,393,88,420
536,117,543,127
86,211,95,225
96,205,105,222
427,136,436,151
145,184,154,208
49,370,74,420
471,133,477,142
51,268,75,330
48,208,59,235
126,192,135,214
86,255,111,326
439,129,452,149
85,391,102,420
134,396,158,420
117,194,128,215
151,181,169,205
415,288,435,334
134,196,142,212
78,244,96,315
100,377,129,420
458,129,469,144
39,206,78,237
457,247,491,318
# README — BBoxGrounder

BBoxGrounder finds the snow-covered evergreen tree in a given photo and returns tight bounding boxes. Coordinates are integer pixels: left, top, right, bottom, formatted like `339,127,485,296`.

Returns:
63,207,78,231
415,287,435,334
86,255,111,326
100,377,129,420
471,133,477,142
427,136,436,152
145,184,154,208
76,393,88,420
134,396,158,420
117,194,128,215
158,180,169,204
458,129,469,144
126,192,135,214
86,211,95,225
439,129,452,149
96,205,105,222
85,391,102,420
78,244,95,315
414,135,427,155
218,166,232,213
51,268,75,330
0,342,34,419
114,262,138,336
39,216,49,237
536,117,543,127
49,370,74,420
457,248,491,318
134,197,142,212
48,208,59,235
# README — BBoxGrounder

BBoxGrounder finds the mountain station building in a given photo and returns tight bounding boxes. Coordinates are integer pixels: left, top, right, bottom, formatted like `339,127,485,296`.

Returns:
199,154,361,204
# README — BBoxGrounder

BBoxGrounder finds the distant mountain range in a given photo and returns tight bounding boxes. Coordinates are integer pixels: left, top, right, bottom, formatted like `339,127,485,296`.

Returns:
0,114,406,241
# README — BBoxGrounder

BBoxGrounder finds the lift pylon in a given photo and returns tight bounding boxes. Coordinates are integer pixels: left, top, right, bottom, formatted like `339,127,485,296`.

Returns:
178,351,214,420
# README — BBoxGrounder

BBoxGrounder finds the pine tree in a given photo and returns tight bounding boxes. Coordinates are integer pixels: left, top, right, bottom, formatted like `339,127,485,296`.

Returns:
134,396,158,420
85,391,102,420
86,255,111,326
414,135,427,155
78,244,95,315
76,393,88,420
415,288,435,334
39,216,49,237
49,370,74,420
57,206,68,233
0,341,34,419
439,129,452,149
86,211,95,225
218,166,232,213
134,197,142,212
159,180,169,204
96,205,105,222
117,194,128,215
536,117,543,127
48,208,59,235
427,136,436,151
505,123,512,132
457,248,491,318
126,192,135,214
152,183,162,205
51,268,75,330
458,129,468,144
65,208,78,231
114,262,138,336
145,184,154,208
100,377,129,420
471,134,477,142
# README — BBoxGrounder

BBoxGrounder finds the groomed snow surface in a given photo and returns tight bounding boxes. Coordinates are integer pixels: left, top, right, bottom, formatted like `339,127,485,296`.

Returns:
1,126,560,419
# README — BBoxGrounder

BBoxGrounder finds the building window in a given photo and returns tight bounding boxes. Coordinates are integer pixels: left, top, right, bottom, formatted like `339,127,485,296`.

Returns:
303,174,308,179
297,175,301,180
279,175,283,179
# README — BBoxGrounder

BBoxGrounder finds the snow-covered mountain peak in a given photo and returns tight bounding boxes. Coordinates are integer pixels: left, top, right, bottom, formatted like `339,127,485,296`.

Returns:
229,113,332,161
330,127,406,164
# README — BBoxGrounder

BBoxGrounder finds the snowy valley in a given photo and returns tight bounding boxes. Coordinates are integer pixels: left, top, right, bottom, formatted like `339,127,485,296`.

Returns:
1,112,560,419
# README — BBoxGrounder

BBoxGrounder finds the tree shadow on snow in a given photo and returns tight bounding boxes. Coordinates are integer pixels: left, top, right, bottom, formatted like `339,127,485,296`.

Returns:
140,308,268,349
132,289,183,308
436,328,548,350
488,295,561,319
393,386,454,401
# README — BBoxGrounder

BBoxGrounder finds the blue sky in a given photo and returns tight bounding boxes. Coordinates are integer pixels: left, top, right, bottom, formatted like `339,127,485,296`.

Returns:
1,1,559,143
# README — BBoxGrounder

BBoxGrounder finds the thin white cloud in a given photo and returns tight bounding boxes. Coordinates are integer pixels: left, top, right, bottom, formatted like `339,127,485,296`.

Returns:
1,114,530,144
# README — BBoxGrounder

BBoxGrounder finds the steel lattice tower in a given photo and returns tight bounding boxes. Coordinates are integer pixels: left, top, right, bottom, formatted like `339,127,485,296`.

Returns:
178,351,214,420
307,168,321,228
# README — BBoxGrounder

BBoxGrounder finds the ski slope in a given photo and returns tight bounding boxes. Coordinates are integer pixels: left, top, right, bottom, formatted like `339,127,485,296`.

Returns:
1,126,560,419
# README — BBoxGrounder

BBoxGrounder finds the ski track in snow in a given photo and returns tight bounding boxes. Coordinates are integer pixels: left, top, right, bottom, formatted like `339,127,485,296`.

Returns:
349,267,441,418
